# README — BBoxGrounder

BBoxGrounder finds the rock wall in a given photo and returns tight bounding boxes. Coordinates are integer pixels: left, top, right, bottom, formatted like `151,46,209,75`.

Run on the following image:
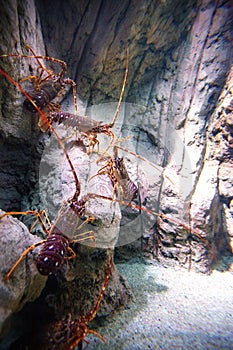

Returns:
0,0,232,263
33,0,232,272
0,0,232,346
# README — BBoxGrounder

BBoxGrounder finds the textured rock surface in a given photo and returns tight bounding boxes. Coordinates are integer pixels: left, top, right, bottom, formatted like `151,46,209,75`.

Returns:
0,0,233,346
40,129,123,246
0,210,47,337
0,0,232,273
0,207,132,348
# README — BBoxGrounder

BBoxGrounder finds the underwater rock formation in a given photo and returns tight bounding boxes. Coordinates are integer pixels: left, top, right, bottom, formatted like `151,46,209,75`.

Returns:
0,210,47,337
0,0,232,273
0,209,133,347
0,0,232,346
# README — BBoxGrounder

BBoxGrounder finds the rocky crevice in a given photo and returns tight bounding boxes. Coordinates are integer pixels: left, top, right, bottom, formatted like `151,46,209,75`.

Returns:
0,0,232,347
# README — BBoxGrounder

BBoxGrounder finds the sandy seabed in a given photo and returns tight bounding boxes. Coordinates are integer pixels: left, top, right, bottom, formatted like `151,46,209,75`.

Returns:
87,259,233,350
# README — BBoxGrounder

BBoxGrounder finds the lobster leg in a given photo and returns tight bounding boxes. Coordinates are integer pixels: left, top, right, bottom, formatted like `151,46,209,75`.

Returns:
5,240,47,280
70,330,106,350
72,230,95,242
65,246,76,260
0,210,51,234
28,209,51,233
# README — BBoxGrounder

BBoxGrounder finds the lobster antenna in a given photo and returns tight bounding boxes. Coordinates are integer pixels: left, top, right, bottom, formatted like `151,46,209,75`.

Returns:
0,67,80,193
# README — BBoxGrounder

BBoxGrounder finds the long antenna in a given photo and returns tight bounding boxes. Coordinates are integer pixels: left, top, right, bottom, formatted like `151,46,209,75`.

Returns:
0,67,80,195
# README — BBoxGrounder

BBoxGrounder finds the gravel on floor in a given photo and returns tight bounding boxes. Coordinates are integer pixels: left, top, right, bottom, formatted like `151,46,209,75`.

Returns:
86,259,233,350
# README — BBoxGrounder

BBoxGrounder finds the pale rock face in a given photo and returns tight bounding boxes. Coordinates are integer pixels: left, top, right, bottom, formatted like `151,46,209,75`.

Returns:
0,210,47,336
0,0,232,266
0,0,232,346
